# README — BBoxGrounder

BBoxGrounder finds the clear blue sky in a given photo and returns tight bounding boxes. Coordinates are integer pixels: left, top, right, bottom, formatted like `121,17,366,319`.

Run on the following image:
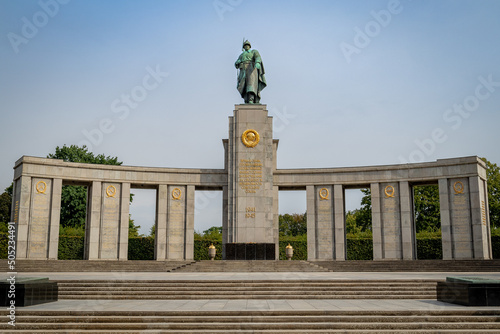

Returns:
1,0,499,234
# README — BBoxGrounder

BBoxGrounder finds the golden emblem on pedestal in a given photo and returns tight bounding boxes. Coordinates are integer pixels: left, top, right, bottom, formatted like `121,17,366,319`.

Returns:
319,188,329,200
384,185,395,198
172,187,182,200
241,129,260,148
106,185,117,198
453,181,464,194
36,181,47,194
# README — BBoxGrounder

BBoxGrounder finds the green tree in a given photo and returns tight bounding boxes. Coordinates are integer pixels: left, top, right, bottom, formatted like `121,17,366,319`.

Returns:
355,188,372,231
0,184,13,223
345,210,363,234
202,226,222,241
279,213,307,237
128,215,141,237
413,185,441,232
0,184,13,233
482,158,500,229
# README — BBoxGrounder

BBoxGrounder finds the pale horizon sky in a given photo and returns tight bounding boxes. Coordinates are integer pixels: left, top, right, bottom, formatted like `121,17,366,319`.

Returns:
1,0,499,234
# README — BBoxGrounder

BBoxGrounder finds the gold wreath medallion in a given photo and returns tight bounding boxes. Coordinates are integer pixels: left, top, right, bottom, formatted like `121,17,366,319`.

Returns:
384,185,395,198
453,181,464,194
172,187,182,200
36,181,47,194
319,188,329,200
241,129,260,148
106,185,117,198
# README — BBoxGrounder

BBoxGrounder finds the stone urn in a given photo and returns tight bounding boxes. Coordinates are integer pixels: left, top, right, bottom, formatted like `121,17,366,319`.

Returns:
285,243,293,261
208,244,216,261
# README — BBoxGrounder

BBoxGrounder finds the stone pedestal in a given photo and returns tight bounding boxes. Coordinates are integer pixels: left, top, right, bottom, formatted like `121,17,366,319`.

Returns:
224,104,278,259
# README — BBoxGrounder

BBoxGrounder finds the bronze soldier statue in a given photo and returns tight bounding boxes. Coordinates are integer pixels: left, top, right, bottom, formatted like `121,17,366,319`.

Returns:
235,40,267,104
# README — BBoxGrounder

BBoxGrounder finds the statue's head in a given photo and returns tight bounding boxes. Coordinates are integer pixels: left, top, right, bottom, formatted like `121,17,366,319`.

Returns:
242,40,251,50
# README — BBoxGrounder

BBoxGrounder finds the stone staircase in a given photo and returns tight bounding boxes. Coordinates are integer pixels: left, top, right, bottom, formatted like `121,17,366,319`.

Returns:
55,279,438,299
173,260,330,272
4,309,500,333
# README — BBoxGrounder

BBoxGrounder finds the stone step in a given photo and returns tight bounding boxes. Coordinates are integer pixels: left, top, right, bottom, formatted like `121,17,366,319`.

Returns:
3,310,500,332
54,279,437,299
5,259,500,272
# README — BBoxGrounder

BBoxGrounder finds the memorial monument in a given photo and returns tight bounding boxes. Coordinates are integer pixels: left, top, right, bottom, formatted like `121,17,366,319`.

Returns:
11,41,493,262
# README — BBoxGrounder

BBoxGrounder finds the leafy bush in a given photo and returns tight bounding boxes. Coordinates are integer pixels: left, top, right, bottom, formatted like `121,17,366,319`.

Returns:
128,237,154,260
346,238,373,260
58,236,84,260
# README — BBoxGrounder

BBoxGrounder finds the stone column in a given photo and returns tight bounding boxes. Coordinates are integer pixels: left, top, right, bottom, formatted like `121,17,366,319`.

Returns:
273,185,280,259
371,182,405,260
438,178,453,260
222,185,230,258
333,184,345,261
27,178,53,259
13,176,32,259
48,178,62,260
166,185,187,260
469,176,491,259
226,104,276,252
306,185,317,261
313,185,334,260
155,184,168,261
371,183,383,260
400,181,415,260
185,185,195,260
98,182,122,260
85,181,101,260
447,178,474,259
118,183,130,260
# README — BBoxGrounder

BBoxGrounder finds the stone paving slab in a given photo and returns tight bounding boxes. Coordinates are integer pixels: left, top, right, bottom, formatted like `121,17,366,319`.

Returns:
19,298,500,312
4,271,500,281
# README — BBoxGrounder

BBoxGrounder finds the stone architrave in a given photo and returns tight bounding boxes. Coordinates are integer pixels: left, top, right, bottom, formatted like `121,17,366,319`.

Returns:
226,104,276,253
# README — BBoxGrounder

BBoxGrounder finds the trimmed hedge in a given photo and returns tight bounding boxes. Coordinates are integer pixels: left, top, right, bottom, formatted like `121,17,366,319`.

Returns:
128,237,154,260
1,234,499,260
346,239,373,260
0,233,7,259
416,238,442,260
58,236,84,260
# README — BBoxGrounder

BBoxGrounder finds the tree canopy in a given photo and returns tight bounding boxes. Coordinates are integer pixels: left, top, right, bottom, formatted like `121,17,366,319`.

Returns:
482,158,500,229
413,185,440,232
279,213,306,237
48,145,122,165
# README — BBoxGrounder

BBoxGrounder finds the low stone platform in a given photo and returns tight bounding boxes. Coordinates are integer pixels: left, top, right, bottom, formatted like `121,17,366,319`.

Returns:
437,276,500,306
0,277,57,307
